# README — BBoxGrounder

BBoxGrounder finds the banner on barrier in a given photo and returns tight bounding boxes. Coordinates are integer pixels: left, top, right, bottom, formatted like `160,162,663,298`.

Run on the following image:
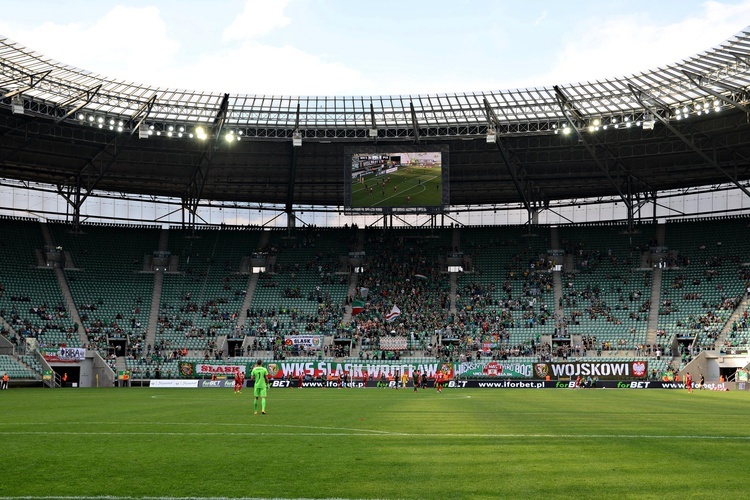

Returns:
145,378,725,389
41,347,85,362
456,361,533,378
265,361,454,380
149,380,199,388
198,379,246,388
533,361,647,380
284,336,324,349
179,362,247,377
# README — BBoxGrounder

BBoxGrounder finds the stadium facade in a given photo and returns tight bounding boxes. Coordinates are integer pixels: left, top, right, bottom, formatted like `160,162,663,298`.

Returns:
1,28,750,389
0,29,749,228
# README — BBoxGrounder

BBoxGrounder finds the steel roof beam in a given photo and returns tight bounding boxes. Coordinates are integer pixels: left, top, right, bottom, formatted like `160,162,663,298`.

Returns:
212,93,230,141
484,97,533,214
182,93,231,229
2,69,51,99
554,85,632,210
128,94,157,135
630,83,750,199
683,70,750,116
54,84,102,125
409,101,420,142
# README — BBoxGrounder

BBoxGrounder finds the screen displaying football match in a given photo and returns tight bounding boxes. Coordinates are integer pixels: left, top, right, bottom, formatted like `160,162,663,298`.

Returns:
347,149,448,210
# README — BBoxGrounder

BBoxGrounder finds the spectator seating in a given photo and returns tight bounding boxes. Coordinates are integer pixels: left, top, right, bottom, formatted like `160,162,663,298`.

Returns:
49,223,160,356
0,219,74,348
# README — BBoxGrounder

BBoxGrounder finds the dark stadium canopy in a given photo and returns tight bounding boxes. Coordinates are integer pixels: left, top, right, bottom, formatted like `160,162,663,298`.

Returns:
1,29,750,213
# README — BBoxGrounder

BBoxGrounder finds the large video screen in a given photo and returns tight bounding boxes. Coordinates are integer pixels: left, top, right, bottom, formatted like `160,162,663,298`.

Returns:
345,147,449,212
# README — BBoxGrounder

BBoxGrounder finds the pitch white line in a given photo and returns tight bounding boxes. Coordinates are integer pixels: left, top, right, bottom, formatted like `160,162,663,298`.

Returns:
5,423,392,434
1,430,748,440
0,497,364,500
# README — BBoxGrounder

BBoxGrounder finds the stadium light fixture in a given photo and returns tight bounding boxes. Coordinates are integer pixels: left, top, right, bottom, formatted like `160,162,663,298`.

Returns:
642,113,655,130
10,96,24,115
225,130,235,143
486,126,497,143
292,130,302,147
138,123,150,139
195,126,207,140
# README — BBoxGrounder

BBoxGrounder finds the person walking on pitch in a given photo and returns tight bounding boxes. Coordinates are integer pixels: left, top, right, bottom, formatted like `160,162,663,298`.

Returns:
250,359,270,414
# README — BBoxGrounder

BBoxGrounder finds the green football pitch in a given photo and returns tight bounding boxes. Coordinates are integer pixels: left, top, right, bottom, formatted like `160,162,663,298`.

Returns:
1,387,747,499
351,166,442,208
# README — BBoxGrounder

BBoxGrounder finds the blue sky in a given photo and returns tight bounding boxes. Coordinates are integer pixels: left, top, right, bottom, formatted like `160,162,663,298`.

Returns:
1,0,749,96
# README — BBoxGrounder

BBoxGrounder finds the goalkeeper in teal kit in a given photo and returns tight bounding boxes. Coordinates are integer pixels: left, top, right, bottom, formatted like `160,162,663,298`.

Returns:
250,359,270,415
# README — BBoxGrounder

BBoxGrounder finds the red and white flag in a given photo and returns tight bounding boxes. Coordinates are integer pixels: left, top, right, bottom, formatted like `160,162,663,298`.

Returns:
385,304,401,322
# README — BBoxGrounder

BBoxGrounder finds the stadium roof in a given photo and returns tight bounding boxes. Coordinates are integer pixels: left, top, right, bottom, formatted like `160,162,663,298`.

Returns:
1,28,750,216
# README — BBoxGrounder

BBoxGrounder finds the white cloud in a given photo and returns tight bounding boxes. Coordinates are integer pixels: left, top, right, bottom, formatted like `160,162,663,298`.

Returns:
0,6,179,82
528,0,750,87
1,1,749,96
533,10,548,27
223,0,292,41
165,41,369,95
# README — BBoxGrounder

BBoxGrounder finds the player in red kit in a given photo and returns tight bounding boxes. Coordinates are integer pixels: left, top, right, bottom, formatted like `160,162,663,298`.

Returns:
435,371,444,393
685,372,693,393
234,371,245,393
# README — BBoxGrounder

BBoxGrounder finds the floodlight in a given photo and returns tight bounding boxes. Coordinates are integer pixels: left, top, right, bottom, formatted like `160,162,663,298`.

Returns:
486,124,497,143
138,124,150,139
292,130,302,147
11,97,24,115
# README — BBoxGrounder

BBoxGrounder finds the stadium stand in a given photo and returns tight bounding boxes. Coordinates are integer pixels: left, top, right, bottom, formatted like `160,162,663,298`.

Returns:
559,224,656,353
0,218,75,349
2,216,750,381
49,222,160,358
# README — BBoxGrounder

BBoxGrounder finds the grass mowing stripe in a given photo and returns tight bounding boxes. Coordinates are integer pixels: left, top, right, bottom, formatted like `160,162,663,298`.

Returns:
0,497,362,500
2,387,749,498
4,431,749,440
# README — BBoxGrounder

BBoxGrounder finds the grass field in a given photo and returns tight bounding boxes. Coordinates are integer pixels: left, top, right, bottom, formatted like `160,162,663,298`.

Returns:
351,166,442,208
1,386,748,499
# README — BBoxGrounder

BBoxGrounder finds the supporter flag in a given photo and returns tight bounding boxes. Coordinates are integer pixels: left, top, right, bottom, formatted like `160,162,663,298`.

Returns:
352,300,364,316
385,304,401,322
414,274,428,281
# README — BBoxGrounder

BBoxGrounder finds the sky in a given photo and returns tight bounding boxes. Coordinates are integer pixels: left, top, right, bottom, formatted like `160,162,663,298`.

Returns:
0,0,749,96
